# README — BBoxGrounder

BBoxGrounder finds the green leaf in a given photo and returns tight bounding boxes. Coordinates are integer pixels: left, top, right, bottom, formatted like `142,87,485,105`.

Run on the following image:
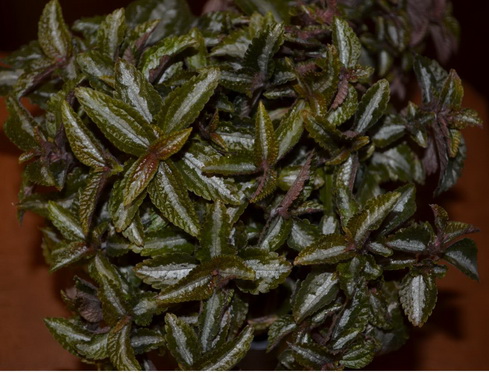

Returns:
204,152,258,175
109,179,146,232
175,142,244,205
353,79,390,133
346,191,401,246
234,0,290,22
150,128,192,160
48,201,85,241
199,200,234,261
139,33,196,80
89,255,130,325
115,58,163,122
379,184,416,235
198,290,233,352
259,215,292,251
275,101,305,160
332,18,361,69
294,233,351,266
386,223,433,253
400,270,437,326
44,318,92,358
156,256,255,304
76,333,109,361
38,0,72,60
61,101,110,169
439,69,463,110
138,229,194,257
97,8,127,59
267,315,296,352
254,101,278,167
413,55,447,104
444,238,479,280
331,291,370,349
327,85,358,126
287,218,322,251
292,271,339,323
126,0,194,47
76,50,115,87
121,155,159,207
50,241,90,272
194,325,254,370
75,87,154,156
108,318,142,371
436,137,466,195
3,97,37,152
288,342,333,370
148,161,200,237
340,340,376,369
164,313,201,369
237,249,292,294
131,328,165,355
134,254,198,289
158,68,220,134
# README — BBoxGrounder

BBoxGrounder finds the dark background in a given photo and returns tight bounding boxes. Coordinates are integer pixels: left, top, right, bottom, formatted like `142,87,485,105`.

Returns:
0,0,488,370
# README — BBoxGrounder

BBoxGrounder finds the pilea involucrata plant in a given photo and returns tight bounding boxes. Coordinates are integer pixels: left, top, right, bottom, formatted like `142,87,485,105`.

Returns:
0,0,482,370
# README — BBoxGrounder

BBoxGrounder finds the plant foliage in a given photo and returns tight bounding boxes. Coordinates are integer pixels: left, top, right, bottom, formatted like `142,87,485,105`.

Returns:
1,0,481,370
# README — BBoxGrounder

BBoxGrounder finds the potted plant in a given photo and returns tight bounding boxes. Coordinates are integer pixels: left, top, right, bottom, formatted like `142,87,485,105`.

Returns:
0,0,481,369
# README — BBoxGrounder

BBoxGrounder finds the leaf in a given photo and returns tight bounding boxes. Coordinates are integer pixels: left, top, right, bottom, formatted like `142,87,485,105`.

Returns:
413,55,447,104
131,328,165,355
89,255,130,325
294,233,352,266
346,191,401,246
267,315,296,352
150,128,192,160
76,50,115,87
109,179,146,232
254,101,278,167
38,0,72,60
439,69,463,110
148,161,200,237
164,313,201,369
3,97,37,152
48,201,85,241
175,142,244,205
115,58,163,122
444,238,479,280
134,254,198,289
75,87,154,156
204,152,258,175
139,33,196,80
288,342,333,370
327,85,358,126
157,68,220,134
44,318,92,358
340,340,376,369
156,256,255,304
76,333,109,361
139,229,194,257
97,8,127,59
353,79,390,133
332,18,361,69
379,184,416,235
108,318,142,371
275,101,305,160
400,270,438,326
287,218,321,251
198,290,233,352
60,101,109,169
121,155,159,207
234,0,290,22
199,200,234,261
194,325,254,370
50,241,91,272
386,223,433,253
292,271,339,323
259,215,292,251
237,249,292,294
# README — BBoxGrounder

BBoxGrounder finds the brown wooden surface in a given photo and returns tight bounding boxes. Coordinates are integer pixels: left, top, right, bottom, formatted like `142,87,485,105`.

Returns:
0,82,488,370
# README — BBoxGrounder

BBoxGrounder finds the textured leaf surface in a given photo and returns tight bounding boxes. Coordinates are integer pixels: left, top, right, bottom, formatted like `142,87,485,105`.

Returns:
444,238,479,280
292,271,339,323
354,79,390,133
108,318,142,371
48,202,84,241
158,68,220,133
254,101,278,167
400,270,437,326
332,18,361,68
148,161,200,237
38,0,71,60
165,313,200,369
199,200,233,261
295,233,351,265
76,87,154,156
